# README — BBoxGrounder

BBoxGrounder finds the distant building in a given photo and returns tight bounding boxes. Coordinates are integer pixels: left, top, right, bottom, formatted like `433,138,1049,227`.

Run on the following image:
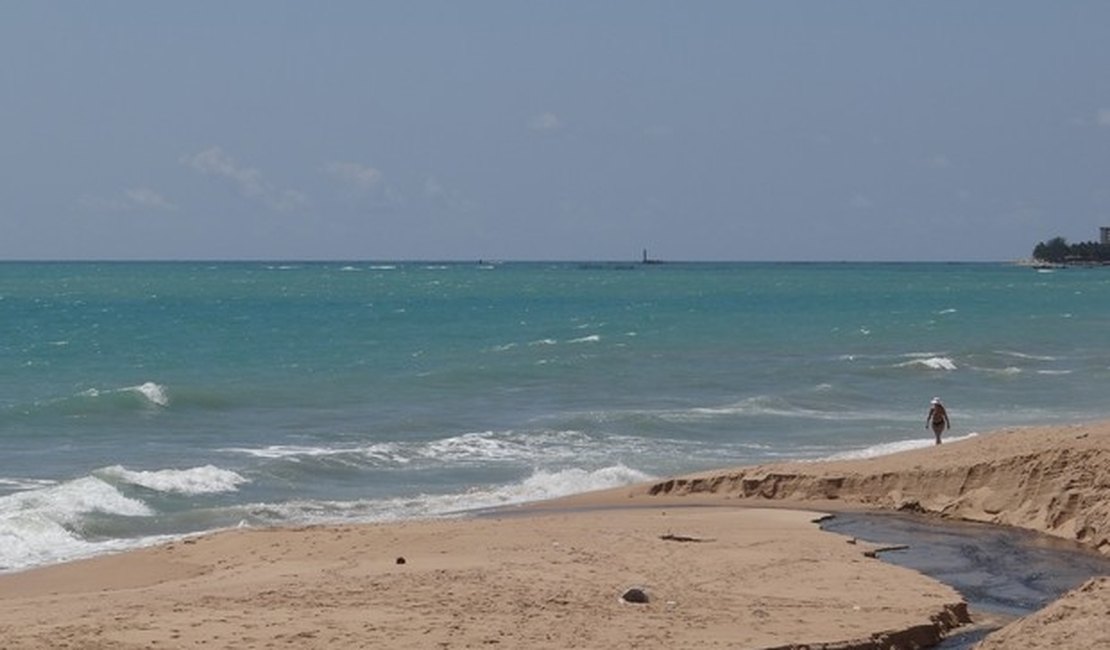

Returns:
1102,226,1110,245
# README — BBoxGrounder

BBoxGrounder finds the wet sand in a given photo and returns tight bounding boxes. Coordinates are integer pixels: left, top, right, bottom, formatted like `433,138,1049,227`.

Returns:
2,420,1110,648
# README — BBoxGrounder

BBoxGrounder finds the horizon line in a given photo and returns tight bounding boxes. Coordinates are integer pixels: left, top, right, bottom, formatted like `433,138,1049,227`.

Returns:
0,258,1018,265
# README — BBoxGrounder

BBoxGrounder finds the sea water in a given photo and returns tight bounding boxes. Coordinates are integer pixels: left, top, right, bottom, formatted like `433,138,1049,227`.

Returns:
2,261,1109,571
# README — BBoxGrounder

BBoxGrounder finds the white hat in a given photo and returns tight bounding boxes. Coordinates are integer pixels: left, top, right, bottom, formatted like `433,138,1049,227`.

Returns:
931,397,941,405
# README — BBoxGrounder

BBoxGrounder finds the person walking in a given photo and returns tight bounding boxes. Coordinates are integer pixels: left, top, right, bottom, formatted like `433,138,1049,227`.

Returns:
926,397,950,445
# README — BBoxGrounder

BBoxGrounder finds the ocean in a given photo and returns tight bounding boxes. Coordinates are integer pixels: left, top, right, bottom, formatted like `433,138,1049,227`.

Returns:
3,261,1109,571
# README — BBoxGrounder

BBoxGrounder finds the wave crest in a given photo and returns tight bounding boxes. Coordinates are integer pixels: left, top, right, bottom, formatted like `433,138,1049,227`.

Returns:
897,356,958,371
128,382,169,407
0,476,155,571
225,430,600,467
99,465,249,495
232,464,654,526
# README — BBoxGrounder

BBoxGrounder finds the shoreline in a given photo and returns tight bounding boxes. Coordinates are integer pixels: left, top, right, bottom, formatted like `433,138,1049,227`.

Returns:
3,421,1110,648
631,420,1110,555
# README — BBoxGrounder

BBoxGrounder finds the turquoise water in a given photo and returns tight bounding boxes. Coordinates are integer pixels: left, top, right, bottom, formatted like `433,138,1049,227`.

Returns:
2,261,1109,570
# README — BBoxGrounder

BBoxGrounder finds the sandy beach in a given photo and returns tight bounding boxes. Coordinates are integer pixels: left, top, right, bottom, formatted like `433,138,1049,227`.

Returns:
3,421,1110,649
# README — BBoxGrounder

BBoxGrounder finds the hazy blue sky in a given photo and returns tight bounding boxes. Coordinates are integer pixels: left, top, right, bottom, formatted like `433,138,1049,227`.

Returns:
3,2,1109,261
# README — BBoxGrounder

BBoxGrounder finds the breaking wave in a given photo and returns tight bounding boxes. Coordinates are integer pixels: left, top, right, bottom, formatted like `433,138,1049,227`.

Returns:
228,464,653,526
897,356,958,371
0,476,158,571
98,465,249,495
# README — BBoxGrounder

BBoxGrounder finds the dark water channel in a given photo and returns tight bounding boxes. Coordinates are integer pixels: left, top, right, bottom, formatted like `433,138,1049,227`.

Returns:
821,512,1110,649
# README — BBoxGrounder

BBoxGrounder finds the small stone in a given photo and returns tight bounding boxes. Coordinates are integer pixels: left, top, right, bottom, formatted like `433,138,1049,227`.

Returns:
396,556,407,565
621,587,649,604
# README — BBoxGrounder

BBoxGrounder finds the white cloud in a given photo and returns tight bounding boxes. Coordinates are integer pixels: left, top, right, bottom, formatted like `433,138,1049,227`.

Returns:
1098,108,1110,127
325,161,382,190
181,146,307,211
528,112,562,131
79,187,177,212
423,175,476,213
124,188,178,210
181,146,261,193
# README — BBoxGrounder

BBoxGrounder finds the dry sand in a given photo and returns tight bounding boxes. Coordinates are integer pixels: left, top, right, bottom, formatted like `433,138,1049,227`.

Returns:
2,420,1109,649
0,509,966,649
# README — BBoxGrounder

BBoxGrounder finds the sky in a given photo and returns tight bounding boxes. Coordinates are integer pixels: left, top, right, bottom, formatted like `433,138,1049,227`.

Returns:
2,2,1109,262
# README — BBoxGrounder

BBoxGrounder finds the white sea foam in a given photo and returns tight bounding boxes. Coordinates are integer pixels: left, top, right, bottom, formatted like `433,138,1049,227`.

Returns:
973,366,1023,376
398,464,652,515
416,430,594,464
223,442,407,464
822,432,979,461
422,432,523,462
223,430,605,468
0,511,145,572
0,476,153,522
78,379,168,403
996,350,1057,362
0,478,58,492
530,338,558,346
488,465,653,504
99,465,249,495
128,381,169,406
676,396,878,422
898,356,958,371
224,444,342,459
0,477,156,571
568,334,601,343
224,444,328,459
236,464,654,525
